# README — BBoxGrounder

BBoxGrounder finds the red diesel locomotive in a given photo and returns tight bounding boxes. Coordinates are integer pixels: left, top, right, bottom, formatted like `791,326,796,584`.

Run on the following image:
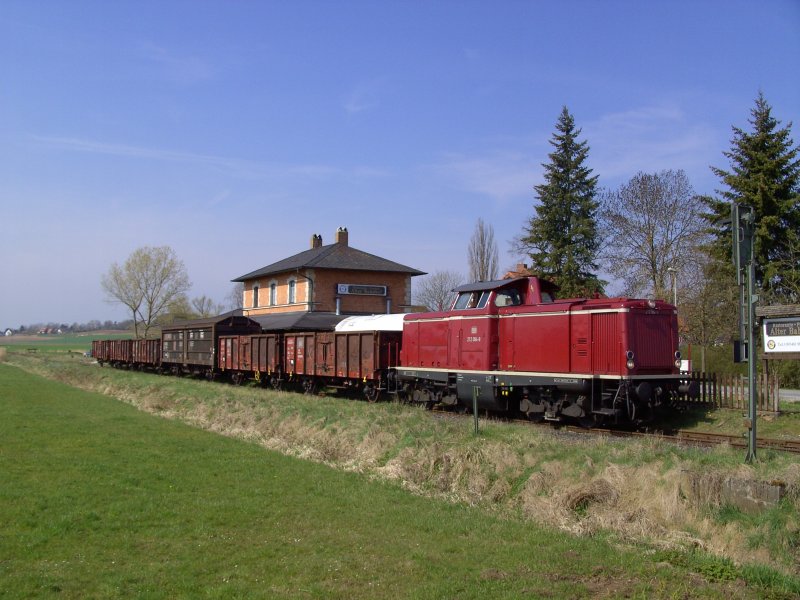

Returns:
395,277,697,424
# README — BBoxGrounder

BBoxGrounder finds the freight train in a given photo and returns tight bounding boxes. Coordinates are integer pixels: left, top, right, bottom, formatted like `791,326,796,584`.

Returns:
92,276,698,425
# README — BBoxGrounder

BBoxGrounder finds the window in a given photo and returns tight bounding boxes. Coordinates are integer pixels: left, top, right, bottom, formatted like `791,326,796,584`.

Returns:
453,292,473,310
495,289,522,307
453,291,491,310
270,282,277,306
252,285,260,308
288,279,296,304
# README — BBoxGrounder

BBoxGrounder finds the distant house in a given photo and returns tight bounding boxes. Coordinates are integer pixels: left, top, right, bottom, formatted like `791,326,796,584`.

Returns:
503,263,534,280
233,227,425,318
3,328,12,337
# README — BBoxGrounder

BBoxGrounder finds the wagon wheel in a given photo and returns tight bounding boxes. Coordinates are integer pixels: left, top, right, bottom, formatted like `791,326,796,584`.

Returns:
302,379,317,395
271,377,284,391
364,385,381,403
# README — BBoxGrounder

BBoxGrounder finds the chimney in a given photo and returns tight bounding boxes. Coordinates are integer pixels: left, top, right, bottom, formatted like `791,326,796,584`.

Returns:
335,226,348,246
310,234,322,249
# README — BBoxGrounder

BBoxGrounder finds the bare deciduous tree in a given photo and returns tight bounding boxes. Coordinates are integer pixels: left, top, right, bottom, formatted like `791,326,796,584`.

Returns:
101,246,191,338
468,218,498,282
677,255,738,371
414,270,464,311
192,295,225,318
226,282,245,311
600,170,706,300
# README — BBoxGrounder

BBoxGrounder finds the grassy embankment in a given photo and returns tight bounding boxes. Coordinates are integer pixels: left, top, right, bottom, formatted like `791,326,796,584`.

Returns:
1,346,799,597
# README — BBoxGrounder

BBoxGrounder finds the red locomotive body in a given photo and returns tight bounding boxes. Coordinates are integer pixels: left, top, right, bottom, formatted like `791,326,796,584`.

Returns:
397,277,691,424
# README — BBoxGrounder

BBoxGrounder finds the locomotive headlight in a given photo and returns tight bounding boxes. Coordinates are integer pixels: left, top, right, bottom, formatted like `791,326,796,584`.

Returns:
626,350,635,370
674,351,682,369
647,299,656,309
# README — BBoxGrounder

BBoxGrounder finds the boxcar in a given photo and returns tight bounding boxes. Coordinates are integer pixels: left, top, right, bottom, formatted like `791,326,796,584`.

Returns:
161,315,261,377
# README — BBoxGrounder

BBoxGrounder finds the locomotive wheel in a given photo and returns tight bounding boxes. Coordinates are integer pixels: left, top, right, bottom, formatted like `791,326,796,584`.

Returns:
579,413,604,429
412,388,436,410
526,412,545,423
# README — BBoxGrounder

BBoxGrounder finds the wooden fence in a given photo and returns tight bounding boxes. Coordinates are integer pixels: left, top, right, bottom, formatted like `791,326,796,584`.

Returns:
681,371,781,414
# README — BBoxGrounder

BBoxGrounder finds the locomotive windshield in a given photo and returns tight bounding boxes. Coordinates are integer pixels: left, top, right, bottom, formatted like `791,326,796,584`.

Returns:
453,290,491,310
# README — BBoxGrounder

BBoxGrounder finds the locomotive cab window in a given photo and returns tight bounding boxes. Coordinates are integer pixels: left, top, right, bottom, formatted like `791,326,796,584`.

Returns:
453,291,490,310
495,289,522,307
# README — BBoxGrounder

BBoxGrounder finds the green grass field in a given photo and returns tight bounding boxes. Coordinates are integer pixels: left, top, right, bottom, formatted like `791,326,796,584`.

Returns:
4,363,796,599
0,332,130,354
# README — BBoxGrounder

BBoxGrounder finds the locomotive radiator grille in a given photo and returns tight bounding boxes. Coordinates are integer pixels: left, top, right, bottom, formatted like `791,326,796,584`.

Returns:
631,314,675,369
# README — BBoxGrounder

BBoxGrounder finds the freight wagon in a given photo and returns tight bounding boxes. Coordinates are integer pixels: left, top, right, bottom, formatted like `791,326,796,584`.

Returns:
160,315,262,377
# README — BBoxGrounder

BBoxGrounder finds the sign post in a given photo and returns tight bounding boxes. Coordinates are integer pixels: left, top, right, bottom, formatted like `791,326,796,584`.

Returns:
473,386,480,435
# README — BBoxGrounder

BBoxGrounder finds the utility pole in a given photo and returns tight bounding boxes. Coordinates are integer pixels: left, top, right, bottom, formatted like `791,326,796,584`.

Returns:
732,203,758,463
667,267,678,306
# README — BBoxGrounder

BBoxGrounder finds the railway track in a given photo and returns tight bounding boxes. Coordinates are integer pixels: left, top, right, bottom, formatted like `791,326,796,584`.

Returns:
431,407,800,454
562,426,800,454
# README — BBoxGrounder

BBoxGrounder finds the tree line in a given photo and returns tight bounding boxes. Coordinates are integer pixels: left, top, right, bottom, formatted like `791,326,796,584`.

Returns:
4,320,135,336
417,93,800,371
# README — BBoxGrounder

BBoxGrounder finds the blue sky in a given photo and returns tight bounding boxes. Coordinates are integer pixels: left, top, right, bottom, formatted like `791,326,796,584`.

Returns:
1,0,798,327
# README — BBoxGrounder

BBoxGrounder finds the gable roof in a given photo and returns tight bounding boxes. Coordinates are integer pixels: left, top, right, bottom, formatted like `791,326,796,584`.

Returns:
250,311,347,332
232,242,425,282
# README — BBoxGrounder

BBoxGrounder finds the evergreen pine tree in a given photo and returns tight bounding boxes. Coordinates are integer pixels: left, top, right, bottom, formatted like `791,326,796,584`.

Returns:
704,92,800,302
518,107,602,297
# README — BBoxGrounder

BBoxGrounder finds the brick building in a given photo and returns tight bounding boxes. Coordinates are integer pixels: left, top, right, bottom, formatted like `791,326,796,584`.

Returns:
233,227,425,318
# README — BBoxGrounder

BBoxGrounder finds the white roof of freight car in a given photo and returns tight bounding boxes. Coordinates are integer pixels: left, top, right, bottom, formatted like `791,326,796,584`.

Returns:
334,313,406,332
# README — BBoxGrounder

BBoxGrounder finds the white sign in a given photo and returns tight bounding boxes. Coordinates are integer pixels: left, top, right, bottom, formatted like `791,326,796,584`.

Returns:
763,317,800,353
337,284,387,296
